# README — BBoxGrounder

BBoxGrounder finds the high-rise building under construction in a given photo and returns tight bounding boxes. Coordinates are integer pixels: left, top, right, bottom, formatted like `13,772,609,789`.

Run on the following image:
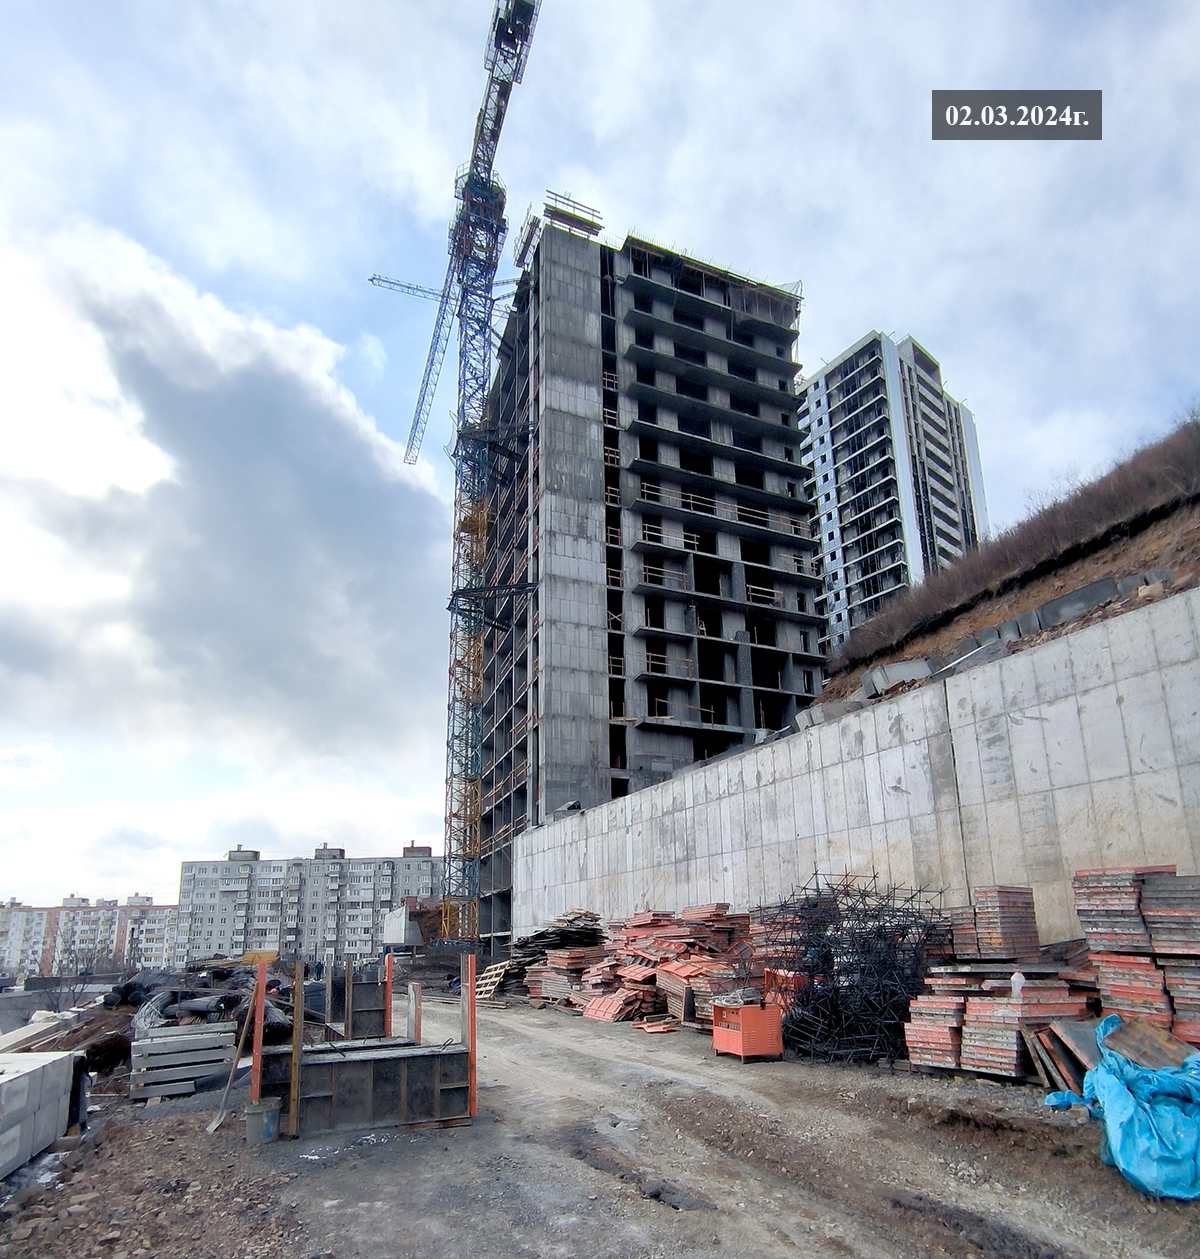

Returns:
798,332,988,652
477,199,826,953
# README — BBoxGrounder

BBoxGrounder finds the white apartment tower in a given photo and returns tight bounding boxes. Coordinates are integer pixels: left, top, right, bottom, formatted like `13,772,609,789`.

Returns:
799,332,988,650
173,844,443,967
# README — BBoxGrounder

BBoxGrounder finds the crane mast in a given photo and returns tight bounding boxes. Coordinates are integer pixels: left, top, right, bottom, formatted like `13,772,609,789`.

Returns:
404,1,542,945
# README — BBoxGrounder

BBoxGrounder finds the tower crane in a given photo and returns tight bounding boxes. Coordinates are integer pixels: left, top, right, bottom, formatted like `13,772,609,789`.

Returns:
392,1,542,946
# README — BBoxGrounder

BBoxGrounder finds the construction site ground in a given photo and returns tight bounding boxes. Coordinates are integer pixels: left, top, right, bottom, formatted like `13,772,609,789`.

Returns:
6,1000,1198,1259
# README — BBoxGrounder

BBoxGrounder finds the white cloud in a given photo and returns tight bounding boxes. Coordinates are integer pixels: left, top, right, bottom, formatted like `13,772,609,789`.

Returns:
0,743,63,791
0,222,449,901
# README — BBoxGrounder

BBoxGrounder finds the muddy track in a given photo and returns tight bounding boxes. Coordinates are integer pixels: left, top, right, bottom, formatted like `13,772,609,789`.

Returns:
467,1003,1199,1259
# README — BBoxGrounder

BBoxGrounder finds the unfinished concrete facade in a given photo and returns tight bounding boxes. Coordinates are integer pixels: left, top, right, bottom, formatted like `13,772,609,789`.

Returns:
514,587,1200,943
478,212,825,955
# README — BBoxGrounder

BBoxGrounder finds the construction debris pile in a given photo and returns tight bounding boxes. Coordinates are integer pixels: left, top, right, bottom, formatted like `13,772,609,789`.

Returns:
750,872,951,1061
503,910,605,997
510,904,751,1028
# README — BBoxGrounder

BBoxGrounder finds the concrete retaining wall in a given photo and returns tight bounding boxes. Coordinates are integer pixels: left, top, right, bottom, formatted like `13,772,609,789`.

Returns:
513,587,1200,942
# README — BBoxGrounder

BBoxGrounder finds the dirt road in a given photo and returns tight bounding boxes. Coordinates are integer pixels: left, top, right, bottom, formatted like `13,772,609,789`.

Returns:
274,1001,1196,1259
5,1000,1195,1259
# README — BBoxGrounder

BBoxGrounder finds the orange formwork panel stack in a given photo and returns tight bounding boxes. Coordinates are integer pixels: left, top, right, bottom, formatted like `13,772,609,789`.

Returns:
712,1000,783,1063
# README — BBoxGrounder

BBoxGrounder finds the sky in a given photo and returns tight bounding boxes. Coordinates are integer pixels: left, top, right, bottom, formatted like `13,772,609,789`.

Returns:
1,1,1197,907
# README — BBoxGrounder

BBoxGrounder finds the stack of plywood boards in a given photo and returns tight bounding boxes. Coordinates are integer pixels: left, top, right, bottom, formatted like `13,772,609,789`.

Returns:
130,1021,236,1100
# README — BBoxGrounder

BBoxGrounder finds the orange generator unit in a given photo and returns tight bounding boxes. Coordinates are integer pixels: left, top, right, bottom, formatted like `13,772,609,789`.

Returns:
712,999,784,1062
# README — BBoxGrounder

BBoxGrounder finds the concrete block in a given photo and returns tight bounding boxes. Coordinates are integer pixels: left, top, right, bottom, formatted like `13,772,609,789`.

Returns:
1015,608,1042,637
1038,577,1119,629
866,658,932,695
975,625,1000,645
1148,593,1198,666
945,635,979,663
1078,684,1131,782
0,1113,35,1181
933,638,1008,677
1116,574,1144,598
0,1053,72,1179
1118,673,1176,773
1143,567,1174,586
997,618,1022,642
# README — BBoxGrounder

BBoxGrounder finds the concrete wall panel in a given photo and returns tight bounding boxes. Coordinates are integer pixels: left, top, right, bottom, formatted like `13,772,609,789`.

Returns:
513,591,1200,942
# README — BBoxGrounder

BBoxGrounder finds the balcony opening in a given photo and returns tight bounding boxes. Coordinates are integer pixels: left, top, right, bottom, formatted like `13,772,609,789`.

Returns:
674,342,706,367
634,292,653,313
735,465,764,490
638,401,658,425
697,684,727,725
676,376,708,402
697,641,730,682
728,359,755,382
679,448,713,477
754,693,787,730
686,528,718,556
610,777,629,801
751,651,784,690
678,414,711,439
644,594,665,629
609,724,627,770
639,436,659,462
634,327,654,350
693,557,724,597
740,538,770,566
676,268,703,296
732,431,762,453
646,679,671,716
730,393,760,417
636,365,655,386
609,677,626,718
674,307,704,331
746,615,776,647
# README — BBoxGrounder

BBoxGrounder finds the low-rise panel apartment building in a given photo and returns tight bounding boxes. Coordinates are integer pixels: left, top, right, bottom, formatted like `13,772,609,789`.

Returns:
173,844,442,966
0,895,178,976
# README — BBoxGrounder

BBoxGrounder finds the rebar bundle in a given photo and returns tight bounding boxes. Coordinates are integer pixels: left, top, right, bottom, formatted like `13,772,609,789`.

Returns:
748,872,952,1062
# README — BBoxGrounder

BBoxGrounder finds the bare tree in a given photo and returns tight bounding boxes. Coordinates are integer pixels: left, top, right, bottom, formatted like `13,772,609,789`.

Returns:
42,924,118,1012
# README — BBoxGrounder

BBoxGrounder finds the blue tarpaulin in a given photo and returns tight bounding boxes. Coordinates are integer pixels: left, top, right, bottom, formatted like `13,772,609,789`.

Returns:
1046,1014,1200,1200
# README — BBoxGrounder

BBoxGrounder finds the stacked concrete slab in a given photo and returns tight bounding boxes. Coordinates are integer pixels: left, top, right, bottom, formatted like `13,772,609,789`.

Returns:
0,1052,73,1178
515,585,1200,943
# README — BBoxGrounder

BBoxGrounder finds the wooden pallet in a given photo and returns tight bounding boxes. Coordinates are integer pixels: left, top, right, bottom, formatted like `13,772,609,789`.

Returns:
130,1022,236,1100
475,961,511,998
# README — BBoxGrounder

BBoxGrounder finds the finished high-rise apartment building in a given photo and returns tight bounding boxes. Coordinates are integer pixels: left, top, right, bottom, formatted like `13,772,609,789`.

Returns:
477,198,826,953
798,332,988,651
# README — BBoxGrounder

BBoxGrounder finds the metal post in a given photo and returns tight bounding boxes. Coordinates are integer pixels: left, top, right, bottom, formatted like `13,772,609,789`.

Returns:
288,958,303,1137
384,951,394,1039
407,982,423,1044
463,952,477,1118
249,959,267,1104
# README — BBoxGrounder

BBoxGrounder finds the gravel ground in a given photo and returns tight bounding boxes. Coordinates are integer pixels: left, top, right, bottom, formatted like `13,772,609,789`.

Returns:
2,1000,1197,1259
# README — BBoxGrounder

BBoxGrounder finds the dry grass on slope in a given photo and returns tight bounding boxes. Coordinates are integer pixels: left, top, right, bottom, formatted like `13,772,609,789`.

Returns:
832,411,1200,676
